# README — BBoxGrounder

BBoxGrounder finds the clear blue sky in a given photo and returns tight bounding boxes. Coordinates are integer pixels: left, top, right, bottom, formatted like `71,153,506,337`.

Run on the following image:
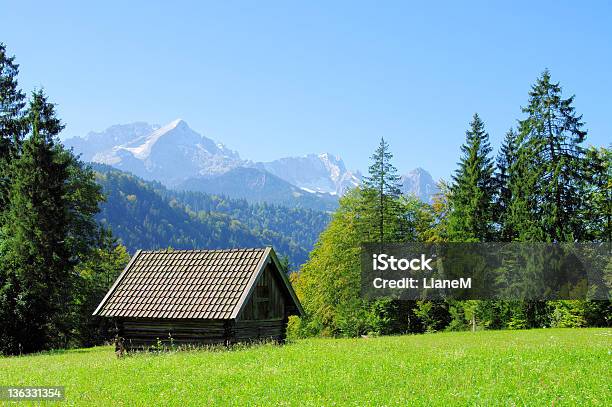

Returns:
3,1,611,180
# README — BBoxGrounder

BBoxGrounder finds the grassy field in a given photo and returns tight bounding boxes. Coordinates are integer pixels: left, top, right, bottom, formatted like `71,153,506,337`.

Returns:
1,328,610,406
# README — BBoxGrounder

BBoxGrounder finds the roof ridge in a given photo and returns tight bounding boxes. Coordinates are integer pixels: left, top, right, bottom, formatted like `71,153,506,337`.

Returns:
139,247,270,254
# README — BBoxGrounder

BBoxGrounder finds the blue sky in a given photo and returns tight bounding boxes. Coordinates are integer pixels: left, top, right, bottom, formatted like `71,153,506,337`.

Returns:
2,1,611,180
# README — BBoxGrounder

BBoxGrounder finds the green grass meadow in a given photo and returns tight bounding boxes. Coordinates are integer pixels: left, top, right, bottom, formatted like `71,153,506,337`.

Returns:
1,328,610,406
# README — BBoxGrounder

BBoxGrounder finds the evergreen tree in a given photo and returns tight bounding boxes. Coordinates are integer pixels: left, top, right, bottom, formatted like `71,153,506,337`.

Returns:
447,113,495,241
0,91,104,354
584,146,611,243
0,43,26,212
508,70,589,242
443,114,496,331
495,128,518,241
1,90,70,353
361,137,403,243
505,71,593,329
3,92,71,352
0,44,29,353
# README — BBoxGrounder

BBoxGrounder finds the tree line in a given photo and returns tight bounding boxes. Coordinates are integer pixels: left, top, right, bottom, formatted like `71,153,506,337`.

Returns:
291,70,611,337
0,44,129,355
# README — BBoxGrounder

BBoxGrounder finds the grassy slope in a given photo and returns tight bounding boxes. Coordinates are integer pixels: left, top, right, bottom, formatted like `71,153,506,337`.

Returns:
1,329,610,406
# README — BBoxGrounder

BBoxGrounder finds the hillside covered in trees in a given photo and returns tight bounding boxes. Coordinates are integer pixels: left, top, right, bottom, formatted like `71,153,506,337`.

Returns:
92,164,330,268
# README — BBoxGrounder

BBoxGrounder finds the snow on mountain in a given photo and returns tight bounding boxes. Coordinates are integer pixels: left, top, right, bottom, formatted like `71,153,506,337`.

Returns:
65,119,440,206
177,167,339,212
65,119,243,186
399,168,439,203
257,153,361,196
64,122,157,162
121,119,184,159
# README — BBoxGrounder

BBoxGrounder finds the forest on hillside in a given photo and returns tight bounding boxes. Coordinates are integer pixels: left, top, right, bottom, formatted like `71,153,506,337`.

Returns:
92,163,329,267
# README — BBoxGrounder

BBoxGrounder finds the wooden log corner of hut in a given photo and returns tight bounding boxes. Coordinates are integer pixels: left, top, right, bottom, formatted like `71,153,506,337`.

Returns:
92,247,304,353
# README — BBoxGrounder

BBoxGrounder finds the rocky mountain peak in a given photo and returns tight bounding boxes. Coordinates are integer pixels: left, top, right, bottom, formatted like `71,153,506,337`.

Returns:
65,118,439,206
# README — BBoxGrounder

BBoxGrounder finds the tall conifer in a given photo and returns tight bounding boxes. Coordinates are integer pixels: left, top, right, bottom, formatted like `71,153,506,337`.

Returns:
0,43,26,212
1,91,71,353
508,70,589,242
495,128,519,241
362,137,403,243
447,113,495,241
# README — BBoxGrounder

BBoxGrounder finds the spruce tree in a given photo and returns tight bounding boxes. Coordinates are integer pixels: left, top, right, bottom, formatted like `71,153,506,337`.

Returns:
0,43,26,212
1,90,71,353
505,71,593,328
508,70,589,242
444,114,496,331
584,146,611,243
0,90,106,354
495,128,519,241
447,113,495,241
361,137,402,243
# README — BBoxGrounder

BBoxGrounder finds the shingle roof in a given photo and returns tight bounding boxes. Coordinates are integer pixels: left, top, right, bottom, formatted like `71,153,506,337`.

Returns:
94,247,288,320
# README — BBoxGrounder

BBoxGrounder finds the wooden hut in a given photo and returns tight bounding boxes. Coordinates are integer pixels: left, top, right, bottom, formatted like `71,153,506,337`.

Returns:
93,247,304,351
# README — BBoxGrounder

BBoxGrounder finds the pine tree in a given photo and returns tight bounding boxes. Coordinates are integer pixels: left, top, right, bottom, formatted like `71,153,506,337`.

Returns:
361,137,403,243
508,70,589,242
447,113,495,241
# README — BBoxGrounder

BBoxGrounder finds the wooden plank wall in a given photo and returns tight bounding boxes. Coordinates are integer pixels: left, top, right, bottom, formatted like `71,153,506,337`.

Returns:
118,319,228,349
239,265,286,321
233,264,289,342
233,318,287,343
118,317,288,349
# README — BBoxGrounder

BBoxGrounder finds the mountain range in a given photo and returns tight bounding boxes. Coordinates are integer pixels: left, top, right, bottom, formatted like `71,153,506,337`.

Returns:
255,153,361,196
65,119,439,208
